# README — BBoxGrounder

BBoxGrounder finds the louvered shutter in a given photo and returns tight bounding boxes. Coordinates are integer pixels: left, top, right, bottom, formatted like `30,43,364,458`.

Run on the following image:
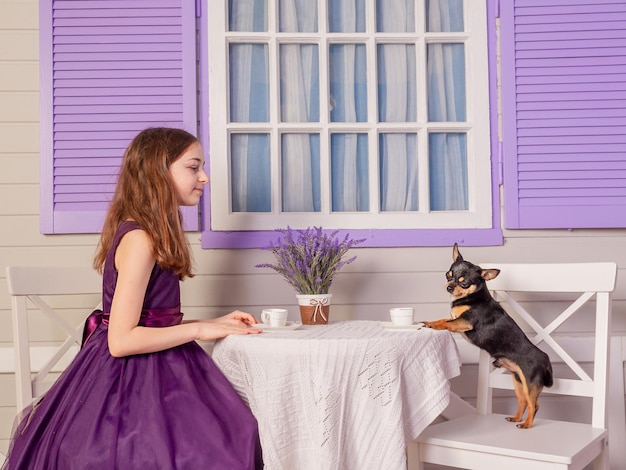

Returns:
501,0,626,229
40,0,198,234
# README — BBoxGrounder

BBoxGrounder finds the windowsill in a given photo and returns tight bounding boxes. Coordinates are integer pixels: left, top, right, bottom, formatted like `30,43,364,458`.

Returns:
200,227,503,249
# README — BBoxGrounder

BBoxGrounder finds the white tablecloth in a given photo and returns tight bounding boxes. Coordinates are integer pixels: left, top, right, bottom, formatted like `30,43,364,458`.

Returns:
212,320,461,470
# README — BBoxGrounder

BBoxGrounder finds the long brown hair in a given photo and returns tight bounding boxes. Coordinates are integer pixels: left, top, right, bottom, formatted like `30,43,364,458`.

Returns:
93,127,199,279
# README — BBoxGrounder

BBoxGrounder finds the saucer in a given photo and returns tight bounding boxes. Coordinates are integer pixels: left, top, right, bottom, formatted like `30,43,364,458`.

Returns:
252,321,301,331
380,321,423,330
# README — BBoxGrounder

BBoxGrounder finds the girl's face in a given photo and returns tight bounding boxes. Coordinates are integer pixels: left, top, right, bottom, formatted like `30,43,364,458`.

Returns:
169,142,209,206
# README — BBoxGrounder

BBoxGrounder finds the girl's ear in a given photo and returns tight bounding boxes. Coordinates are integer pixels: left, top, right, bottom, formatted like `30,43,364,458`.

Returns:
482,269,500,281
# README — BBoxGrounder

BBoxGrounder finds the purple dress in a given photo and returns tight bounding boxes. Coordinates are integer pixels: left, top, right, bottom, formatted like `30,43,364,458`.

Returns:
3,221,263,470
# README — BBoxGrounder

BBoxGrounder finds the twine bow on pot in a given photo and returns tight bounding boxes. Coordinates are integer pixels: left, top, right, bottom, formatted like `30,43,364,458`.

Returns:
308,296,329,322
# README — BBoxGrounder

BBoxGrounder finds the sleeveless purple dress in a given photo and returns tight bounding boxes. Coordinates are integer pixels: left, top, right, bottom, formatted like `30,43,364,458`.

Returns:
3,221,263,470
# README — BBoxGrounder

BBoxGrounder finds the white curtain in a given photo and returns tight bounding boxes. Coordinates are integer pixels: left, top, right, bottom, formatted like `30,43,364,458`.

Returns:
279,0,319,212
329,1,361,212
229,1,270,212
228,0,467,213
329,40,368,212
426,0,468,210
378,42,419,212
377,0,417,211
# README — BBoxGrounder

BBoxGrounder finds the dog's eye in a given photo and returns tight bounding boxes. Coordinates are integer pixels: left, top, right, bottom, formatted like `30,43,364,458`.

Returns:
459,280,471,288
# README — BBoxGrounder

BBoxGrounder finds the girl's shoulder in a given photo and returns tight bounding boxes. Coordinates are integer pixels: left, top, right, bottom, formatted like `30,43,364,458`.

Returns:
108,221,150,263
113,220,145,243
118,219,142,233
116,221,153,253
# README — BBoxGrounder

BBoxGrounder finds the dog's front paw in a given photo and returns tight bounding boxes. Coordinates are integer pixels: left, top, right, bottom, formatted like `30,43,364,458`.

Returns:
421,319,449,330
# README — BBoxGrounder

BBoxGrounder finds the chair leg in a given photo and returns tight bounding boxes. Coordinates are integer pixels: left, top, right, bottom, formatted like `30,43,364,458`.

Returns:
608,337,625,470
592,444,609,470
406,440,425,470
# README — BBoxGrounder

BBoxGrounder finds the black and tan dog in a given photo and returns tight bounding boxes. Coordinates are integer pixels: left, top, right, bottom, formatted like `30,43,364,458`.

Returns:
423,244,553,429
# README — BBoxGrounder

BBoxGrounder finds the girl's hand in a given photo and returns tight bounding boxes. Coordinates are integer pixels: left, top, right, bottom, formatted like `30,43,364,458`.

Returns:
196,320,261,341
212,310,259,327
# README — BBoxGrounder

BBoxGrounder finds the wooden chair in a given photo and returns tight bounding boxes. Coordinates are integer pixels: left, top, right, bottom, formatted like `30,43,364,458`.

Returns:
414,262,617,470
6,266,101,411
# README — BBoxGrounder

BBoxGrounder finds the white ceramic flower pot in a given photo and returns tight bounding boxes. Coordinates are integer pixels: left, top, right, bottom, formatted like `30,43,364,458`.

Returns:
296,294,332,325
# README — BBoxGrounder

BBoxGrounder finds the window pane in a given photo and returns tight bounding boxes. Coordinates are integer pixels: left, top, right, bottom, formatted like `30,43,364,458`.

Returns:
376,0,415,32
281,133,321,212
331,133,369,211
231,134,271,212
279,0,318,32
427,43,466,122
379,133,418,211
280,44,320,122
429,132,468,211
230,44,269,122
329,44,367,122
426,0,464,32
229,0,268,32
329,0,366,32
378,44,417,122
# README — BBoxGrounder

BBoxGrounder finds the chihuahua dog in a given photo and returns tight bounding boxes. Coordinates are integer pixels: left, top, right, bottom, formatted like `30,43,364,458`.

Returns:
423,244,553,429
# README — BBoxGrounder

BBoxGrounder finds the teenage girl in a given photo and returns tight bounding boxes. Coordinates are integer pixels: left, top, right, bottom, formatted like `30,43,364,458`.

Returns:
2,127,263,469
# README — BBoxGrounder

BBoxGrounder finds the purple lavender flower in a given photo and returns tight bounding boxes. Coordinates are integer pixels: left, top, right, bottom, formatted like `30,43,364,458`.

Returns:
255,226,365,294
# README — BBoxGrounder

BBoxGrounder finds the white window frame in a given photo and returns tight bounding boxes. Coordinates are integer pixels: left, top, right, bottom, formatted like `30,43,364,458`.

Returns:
206,0,492,231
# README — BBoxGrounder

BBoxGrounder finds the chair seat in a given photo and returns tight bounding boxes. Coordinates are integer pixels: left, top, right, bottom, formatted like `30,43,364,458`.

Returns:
417,413,607,465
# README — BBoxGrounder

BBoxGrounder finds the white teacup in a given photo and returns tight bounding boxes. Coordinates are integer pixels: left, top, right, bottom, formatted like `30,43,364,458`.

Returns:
390,307,415,326
261,308,288,327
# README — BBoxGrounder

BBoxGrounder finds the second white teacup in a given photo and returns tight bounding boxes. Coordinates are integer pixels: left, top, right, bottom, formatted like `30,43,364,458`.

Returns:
390,307,415,326
261,308,288,327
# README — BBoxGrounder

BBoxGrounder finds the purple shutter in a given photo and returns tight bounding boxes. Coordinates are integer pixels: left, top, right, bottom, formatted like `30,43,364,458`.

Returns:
40,0,198,234
501,0,626,229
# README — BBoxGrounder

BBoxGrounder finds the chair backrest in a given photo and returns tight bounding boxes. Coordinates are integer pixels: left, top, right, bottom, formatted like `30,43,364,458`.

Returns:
476,262,617,429
6,266,101,411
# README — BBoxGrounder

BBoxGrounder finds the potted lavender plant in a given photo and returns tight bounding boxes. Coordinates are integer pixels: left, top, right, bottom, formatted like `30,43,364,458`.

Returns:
256,227,364,325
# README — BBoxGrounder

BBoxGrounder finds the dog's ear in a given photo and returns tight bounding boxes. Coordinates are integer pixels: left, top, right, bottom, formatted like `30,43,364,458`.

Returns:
482,269,500,281
452,243,463,262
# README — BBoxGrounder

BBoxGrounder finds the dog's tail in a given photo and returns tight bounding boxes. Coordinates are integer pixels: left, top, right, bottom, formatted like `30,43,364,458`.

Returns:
543,362,554,388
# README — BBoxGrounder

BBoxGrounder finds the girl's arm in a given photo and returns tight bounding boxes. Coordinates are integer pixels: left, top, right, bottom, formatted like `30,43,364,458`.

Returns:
107,229,259,358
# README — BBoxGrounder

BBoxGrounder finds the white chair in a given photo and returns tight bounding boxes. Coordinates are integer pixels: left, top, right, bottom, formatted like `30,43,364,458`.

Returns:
414,262,617,470
6,266,101,411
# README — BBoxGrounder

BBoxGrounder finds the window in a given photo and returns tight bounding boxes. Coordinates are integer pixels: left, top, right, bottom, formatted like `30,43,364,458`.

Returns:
206,0,493,234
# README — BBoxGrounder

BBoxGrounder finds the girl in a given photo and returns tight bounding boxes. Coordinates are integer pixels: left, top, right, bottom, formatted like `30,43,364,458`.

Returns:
3,128,263,469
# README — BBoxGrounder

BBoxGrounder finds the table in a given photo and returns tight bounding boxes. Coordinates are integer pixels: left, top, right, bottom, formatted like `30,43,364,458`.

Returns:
212,320,461,470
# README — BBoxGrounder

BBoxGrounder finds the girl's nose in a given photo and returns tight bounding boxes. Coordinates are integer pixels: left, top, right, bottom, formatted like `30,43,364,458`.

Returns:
200,169,209,184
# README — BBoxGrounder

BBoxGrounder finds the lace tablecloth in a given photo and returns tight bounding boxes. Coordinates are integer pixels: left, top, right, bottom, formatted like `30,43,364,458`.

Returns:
212,320,460,470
